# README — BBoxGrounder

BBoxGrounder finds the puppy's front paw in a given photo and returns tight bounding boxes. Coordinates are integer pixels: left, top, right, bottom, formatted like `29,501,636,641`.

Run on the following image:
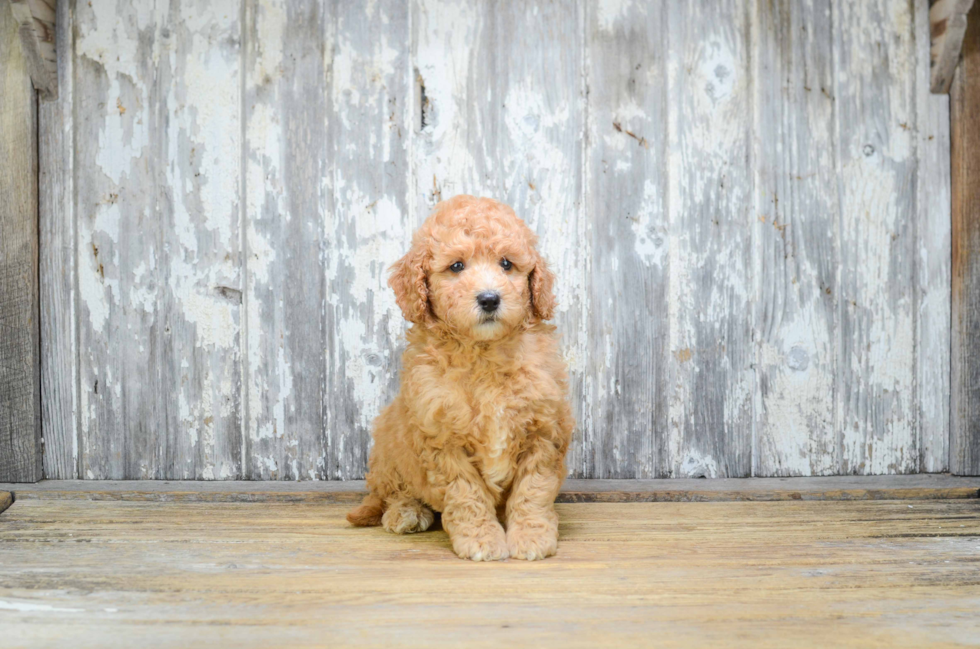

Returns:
382,500,435,534
507,525,558,561
450,523,509,561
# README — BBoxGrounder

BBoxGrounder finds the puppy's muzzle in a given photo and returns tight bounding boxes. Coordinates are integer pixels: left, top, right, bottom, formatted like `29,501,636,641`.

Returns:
477,291,501,314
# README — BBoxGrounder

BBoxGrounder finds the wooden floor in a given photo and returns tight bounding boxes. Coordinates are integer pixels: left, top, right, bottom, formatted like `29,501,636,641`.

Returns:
1,484,979,648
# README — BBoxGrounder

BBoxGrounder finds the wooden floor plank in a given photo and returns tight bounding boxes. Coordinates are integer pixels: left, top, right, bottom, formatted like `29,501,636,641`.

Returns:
0,498,978,648
2,476,978,503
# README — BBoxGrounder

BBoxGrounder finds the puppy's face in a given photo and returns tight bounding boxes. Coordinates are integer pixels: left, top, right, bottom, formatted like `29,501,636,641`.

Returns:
428,239,532,341
389,196,555,340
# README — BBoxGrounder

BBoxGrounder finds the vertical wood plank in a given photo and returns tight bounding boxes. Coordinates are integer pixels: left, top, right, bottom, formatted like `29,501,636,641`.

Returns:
0,0,42,482
170,0,243,480
39,0,77,479
916,0,952,473
75,0,242,479
326,0,412,479
951,5,980,475
666,0,754,478
411,0,488,212
834,0,918,474
585,0,668,478
413,0,588,476
753,0,838,476
243,0,330,479
73,0,139,479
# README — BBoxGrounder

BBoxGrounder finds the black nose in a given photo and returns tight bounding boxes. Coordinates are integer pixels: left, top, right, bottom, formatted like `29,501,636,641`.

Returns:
477,291,501,313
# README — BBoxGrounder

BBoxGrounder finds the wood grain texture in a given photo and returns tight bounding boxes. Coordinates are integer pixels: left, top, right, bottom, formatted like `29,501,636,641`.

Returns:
667,0,754,478
1,499,979,647
0,0,42,483
45,0,954,480
753,0,838,476
25,0,56,76
835,0,919,475
951,6,980,475
74,0,242,479
326,0,412,480
917,0,953,473
39,0,76,479
929,0,975,93
584,2,668,478
8,0,57,100
3,475,979,503
242,0,330,480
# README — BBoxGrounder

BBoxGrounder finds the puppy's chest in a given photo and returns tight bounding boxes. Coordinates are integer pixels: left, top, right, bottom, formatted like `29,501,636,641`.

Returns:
473,405,525,484
452,376,534,487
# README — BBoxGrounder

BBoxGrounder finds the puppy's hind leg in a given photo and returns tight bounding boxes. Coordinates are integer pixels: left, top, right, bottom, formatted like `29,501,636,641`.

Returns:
381,494,435,534
347,493,385,527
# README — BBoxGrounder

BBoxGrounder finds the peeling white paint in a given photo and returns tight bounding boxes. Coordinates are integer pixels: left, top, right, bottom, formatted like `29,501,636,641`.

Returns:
253,0,286,80
631,179,666,268
677,449,720,479
596,0,639,32
79,256,110,335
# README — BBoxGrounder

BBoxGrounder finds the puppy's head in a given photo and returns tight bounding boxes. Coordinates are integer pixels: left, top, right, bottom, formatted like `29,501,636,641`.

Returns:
389,195,555,340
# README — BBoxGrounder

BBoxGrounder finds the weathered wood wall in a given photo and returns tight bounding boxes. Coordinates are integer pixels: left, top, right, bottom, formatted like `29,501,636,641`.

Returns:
40,0,953,480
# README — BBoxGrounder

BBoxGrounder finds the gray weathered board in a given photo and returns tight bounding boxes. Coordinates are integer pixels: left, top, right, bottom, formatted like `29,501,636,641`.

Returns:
1,0,42,482
39,0,952,480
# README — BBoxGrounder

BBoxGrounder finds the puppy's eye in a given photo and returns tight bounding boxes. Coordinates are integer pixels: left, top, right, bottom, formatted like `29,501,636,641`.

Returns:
500,258,513,271
449,261,465,273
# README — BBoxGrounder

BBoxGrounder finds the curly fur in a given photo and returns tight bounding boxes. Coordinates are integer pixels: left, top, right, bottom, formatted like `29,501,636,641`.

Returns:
347,195,574,561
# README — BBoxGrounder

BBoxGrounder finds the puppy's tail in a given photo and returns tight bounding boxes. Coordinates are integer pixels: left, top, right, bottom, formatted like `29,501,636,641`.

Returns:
347,493,384,527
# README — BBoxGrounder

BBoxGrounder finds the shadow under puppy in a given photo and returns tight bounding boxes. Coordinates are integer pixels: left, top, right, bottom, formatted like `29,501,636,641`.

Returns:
347,195,574,561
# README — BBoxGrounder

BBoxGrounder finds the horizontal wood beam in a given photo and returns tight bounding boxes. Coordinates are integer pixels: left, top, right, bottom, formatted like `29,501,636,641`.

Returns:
931,0,975,93
7,0,56,100
2,476,979,504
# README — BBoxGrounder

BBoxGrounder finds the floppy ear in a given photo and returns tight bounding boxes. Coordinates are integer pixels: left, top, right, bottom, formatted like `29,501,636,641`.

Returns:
528,251,556,321
388,238,431,324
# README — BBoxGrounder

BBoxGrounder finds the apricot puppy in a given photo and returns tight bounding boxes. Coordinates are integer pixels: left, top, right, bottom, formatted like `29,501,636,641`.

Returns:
347,195,574,561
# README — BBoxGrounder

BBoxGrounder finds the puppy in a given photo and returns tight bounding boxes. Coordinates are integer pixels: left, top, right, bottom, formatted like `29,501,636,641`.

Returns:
347,195,574,561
